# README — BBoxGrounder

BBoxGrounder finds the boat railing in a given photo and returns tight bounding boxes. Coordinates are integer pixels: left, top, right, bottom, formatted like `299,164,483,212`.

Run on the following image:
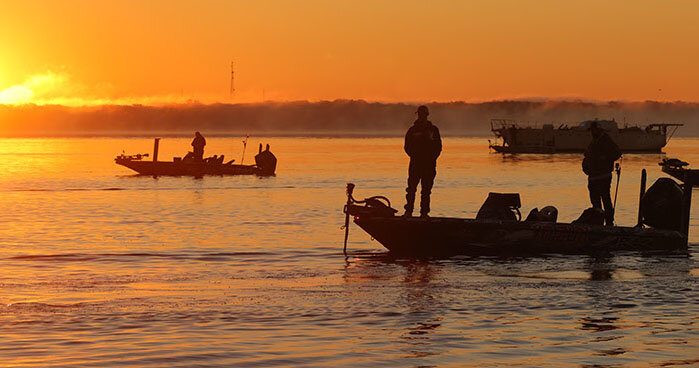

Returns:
490,119,518,131
490,119,564,131
116,153,149,161
645,123,683,144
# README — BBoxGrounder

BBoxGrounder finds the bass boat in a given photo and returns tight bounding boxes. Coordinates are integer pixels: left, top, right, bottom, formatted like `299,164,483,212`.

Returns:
116,138,277,176
343,159,695,256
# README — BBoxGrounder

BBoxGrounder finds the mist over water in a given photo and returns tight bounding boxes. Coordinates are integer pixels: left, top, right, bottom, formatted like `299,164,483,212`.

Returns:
2,100,699,137
0,137,696,367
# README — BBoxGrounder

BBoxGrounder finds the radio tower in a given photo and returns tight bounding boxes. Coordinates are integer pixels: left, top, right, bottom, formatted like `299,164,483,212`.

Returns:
230,61,235,97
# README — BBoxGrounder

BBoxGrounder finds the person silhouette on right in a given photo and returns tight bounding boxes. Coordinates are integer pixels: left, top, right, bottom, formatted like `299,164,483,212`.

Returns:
582,121,621,226
403,105,442,218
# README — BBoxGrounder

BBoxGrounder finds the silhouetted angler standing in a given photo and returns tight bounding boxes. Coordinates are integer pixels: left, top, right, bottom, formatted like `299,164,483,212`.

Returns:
403,105,442,217
583,121,621,226
192,131,206,161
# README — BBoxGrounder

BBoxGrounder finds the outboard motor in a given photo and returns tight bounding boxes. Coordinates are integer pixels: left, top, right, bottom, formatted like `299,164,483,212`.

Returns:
476,193,521,221
254,144,277,176
641,178,684,231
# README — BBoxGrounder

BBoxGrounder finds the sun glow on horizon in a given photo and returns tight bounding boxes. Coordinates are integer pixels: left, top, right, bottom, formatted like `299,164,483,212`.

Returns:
1,1,698,105
0,85,33,104
0,72,68,105
0,71,206,107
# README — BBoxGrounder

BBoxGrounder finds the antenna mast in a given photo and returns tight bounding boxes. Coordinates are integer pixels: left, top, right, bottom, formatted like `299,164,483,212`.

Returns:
230,61,235,97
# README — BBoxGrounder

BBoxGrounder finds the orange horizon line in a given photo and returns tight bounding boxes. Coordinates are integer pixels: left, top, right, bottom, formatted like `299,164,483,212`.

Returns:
2,98,699,108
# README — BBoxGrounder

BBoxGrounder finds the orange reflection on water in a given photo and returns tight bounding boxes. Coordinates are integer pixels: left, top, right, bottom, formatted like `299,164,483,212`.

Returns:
0,136,696,367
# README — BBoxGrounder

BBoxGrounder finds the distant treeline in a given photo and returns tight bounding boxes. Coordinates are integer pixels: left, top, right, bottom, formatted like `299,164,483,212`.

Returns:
1,100,698,137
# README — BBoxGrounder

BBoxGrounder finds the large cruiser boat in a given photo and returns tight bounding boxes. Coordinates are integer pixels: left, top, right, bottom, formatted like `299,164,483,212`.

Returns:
489,119,682,153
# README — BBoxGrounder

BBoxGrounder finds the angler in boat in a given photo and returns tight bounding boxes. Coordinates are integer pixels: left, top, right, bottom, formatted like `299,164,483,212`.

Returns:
583,121,622,226
190,131,206,161
342,159,696,256
115,137,277,177
403,105,442,218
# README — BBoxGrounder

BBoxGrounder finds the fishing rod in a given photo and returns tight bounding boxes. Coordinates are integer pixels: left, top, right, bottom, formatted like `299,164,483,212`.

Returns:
613,156,623,210
240,135,249,164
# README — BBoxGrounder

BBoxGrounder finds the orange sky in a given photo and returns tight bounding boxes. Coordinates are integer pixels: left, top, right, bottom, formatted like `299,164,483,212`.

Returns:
1,0,698,105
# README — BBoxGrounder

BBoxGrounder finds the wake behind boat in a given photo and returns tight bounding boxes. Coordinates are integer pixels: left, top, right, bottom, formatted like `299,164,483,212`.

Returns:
115,138,277,176
342,159,695,256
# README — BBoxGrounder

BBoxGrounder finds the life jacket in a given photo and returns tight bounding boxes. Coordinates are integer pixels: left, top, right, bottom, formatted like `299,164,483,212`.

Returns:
583,132,620,176
404,120,442,161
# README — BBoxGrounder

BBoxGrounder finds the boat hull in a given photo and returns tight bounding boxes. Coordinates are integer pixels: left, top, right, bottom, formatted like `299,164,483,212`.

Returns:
489,120,680,153
489,144,556,154
115,158,272,176
662,164,699,184
351,213,687,256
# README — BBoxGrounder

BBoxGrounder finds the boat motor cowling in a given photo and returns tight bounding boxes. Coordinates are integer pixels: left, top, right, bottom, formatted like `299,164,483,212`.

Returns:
254,144,277,176
641,178,684,231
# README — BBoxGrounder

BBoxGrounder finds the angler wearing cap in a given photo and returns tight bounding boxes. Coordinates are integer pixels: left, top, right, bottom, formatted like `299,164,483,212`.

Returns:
403,105,442,217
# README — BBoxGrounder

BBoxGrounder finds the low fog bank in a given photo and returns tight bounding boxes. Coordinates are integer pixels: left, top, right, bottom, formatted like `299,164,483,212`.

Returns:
1,100,698,137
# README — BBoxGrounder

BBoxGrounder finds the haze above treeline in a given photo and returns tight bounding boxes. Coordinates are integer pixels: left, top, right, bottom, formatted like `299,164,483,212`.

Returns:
1,100,698,137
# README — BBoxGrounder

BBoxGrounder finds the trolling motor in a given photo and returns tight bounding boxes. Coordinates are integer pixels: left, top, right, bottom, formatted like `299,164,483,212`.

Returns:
342,183,397,254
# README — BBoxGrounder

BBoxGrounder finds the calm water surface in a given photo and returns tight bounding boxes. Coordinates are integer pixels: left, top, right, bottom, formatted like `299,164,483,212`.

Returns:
0,137,697,367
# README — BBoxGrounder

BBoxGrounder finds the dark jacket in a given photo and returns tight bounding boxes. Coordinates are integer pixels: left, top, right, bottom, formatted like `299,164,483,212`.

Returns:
192,135,206,152
404,120,442,163
583,132,621,177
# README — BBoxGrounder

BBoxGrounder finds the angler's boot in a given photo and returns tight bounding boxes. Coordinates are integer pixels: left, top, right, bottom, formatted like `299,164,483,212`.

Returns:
404,191,416,218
